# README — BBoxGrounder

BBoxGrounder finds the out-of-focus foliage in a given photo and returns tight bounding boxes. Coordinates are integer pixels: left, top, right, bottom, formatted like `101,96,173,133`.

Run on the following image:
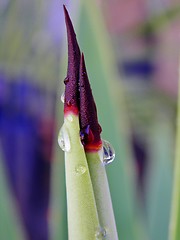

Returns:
77,1,141,239
0,0,179,240
0,149,24,239
0,1,61,239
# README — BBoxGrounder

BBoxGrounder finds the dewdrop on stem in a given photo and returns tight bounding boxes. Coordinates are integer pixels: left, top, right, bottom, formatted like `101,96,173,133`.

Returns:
58,124,71,152
101,140,115,166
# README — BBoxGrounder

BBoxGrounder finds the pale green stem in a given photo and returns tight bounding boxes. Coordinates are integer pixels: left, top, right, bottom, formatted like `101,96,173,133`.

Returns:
86,151,119,240
169,69,180,240
63,114,100,240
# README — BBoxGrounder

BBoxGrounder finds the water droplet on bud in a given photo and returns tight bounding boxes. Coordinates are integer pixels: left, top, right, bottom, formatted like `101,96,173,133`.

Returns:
102,140,115,166
75,165,87,175
58,125,71,152
61,92,65,103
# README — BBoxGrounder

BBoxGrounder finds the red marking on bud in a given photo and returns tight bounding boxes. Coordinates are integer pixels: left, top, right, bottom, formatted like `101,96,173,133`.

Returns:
84,140,103,152
64,105,79,116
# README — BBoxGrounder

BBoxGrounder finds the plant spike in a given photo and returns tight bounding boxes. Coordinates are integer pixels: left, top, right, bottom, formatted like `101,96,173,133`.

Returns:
62,5,100,240
61,5,118,240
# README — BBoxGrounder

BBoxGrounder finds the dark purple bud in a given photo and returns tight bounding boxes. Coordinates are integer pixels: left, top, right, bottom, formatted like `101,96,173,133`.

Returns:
63,7,102,152
79,53,102,151
63,5,80,115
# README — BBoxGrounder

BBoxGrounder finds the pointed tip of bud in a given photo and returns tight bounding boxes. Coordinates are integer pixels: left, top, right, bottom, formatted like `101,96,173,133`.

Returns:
63,8,102,151
63,6,80,116
63,5,71,27
63,4,66,12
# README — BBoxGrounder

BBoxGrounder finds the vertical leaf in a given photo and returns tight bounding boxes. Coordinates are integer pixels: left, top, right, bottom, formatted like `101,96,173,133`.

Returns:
145,116,173,240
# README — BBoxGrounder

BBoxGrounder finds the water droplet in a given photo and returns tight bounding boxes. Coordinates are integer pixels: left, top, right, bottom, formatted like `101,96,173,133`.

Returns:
75,165,87,175
61,92,65,103
95,227,107,239
67,114,73,122
64,77,69,85
102,140,115,166
58,125,71,152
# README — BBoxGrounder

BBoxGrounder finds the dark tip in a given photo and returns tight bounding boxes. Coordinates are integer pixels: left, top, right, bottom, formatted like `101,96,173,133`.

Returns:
63,4,67,13
79,53,102,151
63,5,81,115
63,7,102,151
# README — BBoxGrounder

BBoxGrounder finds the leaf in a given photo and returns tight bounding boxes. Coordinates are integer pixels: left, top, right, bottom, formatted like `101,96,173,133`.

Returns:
145,116,173,240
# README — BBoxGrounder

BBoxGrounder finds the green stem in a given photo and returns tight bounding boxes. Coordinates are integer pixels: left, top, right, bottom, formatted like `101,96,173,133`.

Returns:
169,77,180,240
86,152,119,240
64,114,100,240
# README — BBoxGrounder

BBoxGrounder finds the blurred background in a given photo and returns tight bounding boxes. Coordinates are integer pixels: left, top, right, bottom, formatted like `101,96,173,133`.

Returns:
0,0,179,239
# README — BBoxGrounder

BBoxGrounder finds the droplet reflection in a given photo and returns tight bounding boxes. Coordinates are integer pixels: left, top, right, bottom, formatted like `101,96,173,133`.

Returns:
58,125,71,152
102,140,115,166
95,226,107,239
61,91,65,103
75,165,87,176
